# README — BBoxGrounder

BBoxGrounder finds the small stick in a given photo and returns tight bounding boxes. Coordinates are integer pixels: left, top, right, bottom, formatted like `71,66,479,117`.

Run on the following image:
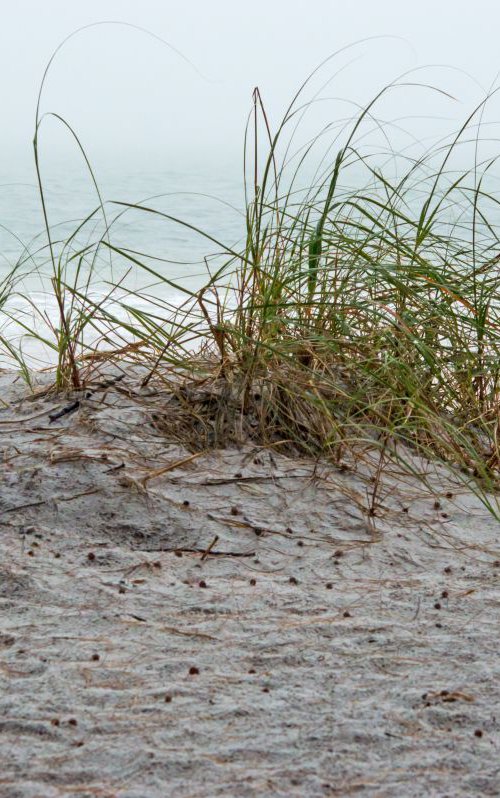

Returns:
201,534,219,561
104,462,126,473
49,400,80,423
141,452,203,485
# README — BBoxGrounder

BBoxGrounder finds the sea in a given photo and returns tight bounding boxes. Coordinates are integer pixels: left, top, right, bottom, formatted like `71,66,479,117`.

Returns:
0,162,246,367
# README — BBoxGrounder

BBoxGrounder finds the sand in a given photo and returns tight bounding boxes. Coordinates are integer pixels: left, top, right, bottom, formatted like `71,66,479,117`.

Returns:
0,367,499,797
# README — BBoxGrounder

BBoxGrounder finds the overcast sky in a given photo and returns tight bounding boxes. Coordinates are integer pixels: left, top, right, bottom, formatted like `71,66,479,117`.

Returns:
2,0,500,175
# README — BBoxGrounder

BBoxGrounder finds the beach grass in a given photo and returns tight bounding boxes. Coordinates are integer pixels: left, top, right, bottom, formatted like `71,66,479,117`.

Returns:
3,49,500,518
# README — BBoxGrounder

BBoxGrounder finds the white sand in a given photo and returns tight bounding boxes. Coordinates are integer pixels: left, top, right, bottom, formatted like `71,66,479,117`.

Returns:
0,368,499,797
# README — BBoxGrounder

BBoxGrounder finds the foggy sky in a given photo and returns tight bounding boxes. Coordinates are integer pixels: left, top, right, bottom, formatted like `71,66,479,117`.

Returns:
2,0,500,174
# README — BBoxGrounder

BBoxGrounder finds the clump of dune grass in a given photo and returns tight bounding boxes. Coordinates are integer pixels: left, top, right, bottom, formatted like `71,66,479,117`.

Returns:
3,40,500,518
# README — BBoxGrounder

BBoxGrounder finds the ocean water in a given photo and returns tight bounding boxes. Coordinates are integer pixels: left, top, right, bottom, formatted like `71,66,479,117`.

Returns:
0,163,246,271
3,154,500,369
0,163,246,366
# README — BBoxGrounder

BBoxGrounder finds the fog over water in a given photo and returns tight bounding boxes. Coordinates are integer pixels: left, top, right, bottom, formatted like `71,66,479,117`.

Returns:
2,1,500,257
2,0,500,364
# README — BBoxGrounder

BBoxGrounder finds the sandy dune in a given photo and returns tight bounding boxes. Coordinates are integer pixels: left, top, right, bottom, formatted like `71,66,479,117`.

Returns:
0,369,499,797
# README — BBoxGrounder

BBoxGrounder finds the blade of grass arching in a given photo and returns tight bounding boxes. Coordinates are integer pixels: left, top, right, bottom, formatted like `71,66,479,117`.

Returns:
64,281,202,356
33,113,117,387
108,202,249,268
100,241,216,303
32,21,208,388
0,336,33,389
411,91,500,255
1,304,60,354
250,37,412,221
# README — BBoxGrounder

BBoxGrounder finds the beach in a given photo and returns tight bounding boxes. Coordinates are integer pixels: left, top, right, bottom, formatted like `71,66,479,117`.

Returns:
1,367,498,797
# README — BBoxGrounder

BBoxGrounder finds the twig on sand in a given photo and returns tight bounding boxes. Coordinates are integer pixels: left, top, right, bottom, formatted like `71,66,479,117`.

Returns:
5,488,99,513
48,374,126,422
49,399,80,422
140,452,204,486
144,546,255,558
201,534,219,561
